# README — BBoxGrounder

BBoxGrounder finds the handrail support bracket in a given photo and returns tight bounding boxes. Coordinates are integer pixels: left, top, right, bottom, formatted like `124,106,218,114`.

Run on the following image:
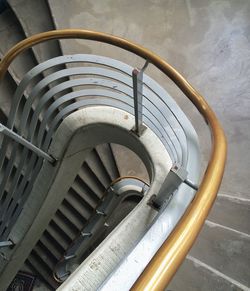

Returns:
150,164,188,210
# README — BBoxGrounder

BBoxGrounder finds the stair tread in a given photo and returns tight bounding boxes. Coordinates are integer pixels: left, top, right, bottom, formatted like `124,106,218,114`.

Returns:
39,234,62,260
209,195,250,234
46,223,69,251
66,188,94,220
7,0,61,63
168,255,247,291
26,254,58,289
78,164,106,199
0,10,43,130
0,9,38,82
85,149,112,189
95,144,120,182
189,222,250,286
33,242,57,270
43,230,65,255
0,72,16,121
52,212,77,240
71,178,99,209
59,200,86,230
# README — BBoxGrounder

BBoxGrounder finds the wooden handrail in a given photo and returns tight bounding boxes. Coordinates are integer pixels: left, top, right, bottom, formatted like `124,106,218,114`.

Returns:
0,30,227,290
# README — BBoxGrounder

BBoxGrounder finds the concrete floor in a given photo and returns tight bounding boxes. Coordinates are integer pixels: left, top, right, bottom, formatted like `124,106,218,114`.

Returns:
49,0,250,199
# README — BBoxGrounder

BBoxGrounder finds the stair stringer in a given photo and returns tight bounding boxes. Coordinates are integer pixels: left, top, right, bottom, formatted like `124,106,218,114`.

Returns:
56,107,173,290
0,106,172,290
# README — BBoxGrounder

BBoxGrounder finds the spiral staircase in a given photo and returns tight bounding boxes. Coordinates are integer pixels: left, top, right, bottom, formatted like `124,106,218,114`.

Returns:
0,1,249,291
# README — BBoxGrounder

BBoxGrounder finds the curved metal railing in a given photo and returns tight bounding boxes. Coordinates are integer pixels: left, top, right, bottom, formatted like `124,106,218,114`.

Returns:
0,30,226,290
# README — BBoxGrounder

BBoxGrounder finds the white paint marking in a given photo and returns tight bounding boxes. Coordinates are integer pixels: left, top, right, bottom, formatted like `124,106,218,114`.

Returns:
205,220,250,239
187,255,250,291
218,193,250,203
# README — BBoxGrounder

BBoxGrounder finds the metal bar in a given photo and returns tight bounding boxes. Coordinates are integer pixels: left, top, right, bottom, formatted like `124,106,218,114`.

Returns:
184,178,199,191
0,240,14,248
0,123,54,163
132,61,148,136
0,30,227,289
132,69,143,136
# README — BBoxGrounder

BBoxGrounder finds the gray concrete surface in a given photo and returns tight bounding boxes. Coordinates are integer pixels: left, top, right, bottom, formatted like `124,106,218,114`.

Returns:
189,222,250,286
8,0,62,62
0,9,38,82
47,1,250,289
208,194,250,234
48,0,250,199
1,1,249,289
168,255,247,291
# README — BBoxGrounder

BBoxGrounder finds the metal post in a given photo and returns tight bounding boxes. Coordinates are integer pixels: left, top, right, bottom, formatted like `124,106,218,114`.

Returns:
132,60,149,136
0,123,55,163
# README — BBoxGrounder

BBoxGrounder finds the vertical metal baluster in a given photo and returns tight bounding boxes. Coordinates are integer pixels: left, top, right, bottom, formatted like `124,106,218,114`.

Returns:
132,60,149,136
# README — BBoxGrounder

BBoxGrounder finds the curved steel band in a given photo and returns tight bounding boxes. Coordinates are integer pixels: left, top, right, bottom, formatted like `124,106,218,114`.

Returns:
0,30,227,290
0,53,198,240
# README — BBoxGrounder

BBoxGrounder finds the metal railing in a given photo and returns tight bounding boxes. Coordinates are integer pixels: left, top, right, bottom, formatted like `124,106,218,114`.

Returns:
0,30,227,290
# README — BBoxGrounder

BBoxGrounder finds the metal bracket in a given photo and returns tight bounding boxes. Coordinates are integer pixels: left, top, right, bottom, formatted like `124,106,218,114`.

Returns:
0,240,14,248
132,60,149,136
184,178,199,191
150,164,188,210
0,123,55,163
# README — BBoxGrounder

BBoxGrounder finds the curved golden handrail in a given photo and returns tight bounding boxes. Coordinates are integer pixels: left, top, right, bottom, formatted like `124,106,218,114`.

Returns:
0,30,227,290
